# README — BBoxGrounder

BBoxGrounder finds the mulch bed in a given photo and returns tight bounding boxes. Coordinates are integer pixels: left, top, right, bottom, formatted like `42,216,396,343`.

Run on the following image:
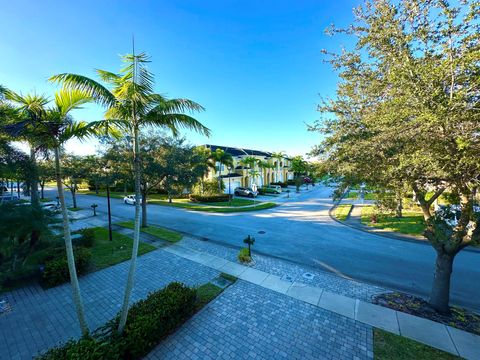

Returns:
373,292,480,336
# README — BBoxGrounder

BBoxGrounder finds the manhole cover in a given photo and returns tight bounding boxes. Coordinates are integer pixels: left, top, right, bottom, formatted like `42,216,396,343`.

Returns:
302,273,315,280
258,230,266,234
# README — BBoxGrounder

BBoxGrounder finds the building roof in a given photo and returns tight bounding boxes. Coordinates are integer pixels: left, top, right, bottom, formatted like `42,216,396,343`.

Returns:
204,144,286,159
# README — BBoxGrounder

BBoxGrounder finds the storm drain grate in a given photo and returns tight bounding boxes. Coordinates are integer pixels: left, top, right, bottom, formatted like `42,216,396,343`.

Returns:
258,230,266,234
281,274,295,282
302,272,315,280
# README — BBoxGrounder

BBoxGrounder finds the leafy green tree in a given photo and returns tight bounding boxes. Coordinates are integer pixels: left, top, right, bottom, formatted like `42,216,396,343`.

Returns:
61,154,89,209
313,0,480,313
51,52,210,332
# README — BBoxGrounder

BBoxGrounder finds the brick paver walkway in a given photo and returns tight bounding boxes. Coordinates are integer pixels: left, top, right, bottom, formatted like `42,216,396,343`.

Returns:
0,250,218,359
146,281,373,360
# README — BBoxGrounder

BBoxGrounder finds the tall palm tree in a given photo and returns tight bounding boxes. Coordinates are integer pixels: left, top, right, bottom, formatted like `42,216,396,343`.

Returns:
240,156,258,187
3,90,50,204
4,88,111,336
193,146,215,194
210,148,234,192
271,151,285,183
50,52,210,333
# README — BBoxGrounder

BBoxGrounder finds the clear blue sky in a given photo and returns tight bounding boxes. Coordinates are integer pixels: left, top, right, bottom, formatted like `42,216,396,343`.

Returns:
0,0,359,157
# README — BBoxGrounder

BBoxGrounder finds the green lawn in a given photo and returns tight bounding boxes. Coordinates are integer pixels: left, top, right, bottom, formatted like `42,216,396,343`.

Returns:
80,190,276,212
191,202,277,212
374,329,460,360
202,198,256,207
89,227,156,270
195,283,223,310
344,190,357,199
334,204,352,221
363,192,376,200
361,205,425,236
68,207,82,211
117,221,183,243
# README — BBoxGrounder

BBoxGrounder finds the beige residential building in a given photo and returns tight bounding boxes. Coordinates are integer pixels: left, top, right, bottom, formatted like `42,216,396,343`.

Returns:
203,145,294,193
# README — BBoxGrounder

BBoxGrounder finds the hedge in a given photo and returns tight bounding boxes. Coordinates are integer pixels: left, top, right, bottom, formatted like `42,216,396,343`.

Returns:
41,247,92,288
270,181,288,188
189,194,231,203
37,282,197,360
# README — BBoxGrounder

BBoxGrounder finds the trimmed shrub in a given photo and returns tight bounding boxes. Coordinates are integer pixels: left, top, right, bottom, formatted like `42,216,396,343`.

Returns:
0,267,40,289
189,194,230,203
271,181,288,188
36,282,197,360
41,247,92,288
36,337,118,360
75,228,96,248
238,248,251,263
116,282,196,358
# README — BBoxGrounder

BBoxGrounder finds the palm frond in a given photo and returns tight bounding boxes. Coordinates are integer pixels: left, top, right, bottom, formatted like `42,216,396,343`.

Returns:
54,89,92,116
150,97,205,114
49,73,116,107
142,112,211,137
95,69,121,84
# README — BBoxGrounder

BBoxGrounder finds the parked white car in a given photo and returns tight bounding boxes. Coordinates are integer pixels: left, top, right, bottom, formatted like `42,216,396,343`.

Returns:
123,195,142,205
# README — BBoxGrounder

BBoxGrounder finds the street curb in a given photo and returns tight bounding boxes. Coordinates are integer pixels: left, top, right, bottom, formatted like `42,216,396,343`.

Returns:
328,203,480,254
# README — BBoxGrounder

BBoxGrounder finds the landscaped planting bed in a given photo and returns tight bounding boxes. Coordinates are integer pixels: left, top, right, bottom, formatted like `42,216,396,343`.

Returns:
36,282,226,359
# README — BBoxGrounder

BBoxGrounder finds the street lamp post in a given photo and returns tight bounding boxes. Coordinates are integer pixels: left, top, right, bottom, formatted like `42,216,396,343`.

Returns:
104,166,113,242
228,166,232,205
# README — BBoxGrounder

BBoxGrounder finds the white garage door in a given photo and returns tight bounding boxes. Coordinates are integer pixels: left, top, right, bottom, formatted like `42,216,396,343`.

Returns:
224,180,241,194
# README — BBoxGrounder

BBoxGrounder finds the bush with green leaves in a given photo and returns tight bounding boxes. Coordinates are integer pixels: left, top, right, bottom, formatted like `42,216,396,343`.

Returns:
75,228,96,248
238,248,251,263
41,247,91,288
192,178,224,196
189,194,230,203
36,282,197,360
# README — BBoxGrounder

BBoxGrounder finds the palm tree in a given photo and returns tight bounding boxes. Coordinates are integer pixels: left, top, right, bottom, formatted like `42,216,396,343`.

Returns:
193,146,215,194
50,52,210,333
210,148,234,192
4,88,110,336
3,90,50,204
258,160,275,186
271,151,285,183
240,156,258,187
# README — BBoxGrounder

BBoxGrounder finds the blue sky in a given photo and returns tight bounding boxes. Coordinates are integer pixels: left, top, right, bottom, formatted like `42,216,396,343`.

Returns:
0,0,359,157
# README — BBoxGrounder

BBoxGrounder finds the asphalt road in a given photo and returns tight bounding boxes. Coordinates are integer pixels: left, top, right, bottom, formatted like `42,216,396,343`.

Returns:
44,185,480,311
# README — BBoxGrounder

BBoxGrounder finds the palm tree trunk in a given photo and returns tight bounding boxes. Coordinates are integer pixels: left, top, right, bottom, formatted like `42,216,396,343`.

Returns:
54,146,89,336
118,124,141,333
30,147,39,205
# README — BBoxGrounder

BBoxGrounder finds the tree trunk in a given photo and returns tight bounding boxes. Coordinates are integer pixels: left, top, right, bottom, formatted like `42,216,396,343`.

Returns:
95,182,99,195
54,146,89,335
429,252,454,314
141,189,147,228
17,180,20,199
30,147,39,205
71,181,77,209
123,182,127,195
395,193,403,218
118,123,141,334
40,181,45,199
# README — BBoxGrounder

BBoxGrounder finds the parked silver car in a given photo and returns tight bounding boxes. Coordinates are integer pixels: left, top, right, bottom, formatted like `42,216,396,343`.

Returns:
234,187,258,198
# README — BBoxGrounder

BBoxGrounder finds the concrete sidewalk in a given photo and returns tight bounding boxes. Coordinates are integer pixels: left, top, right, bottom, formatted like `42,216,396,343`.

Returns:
165,243,480,359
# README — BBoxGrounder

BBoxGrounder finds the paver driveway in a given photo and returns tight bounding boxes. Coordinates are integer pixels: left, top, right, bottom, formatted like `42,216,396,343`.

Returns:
0,246,373,360
146,281,373,360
